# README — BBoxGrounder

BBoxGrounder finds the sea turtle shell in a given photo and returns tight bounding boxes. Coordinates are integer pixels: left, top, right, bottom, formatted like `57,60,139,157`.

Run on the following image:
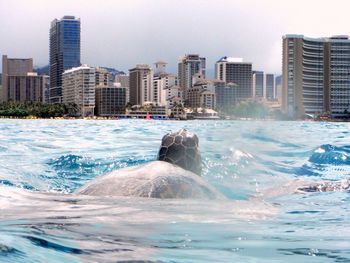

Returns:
76,161,223,199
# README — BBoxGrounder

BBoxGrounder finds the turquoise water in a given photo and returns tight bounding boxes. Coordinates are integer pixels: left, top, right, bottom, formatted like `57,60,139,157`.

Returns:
0,119,350,262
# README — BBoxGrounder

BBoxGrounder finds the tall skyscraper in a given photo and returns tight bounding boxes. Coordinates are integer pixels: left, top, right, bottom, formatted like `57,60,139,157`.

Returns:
152,61,179,107
265,73,275,100
115,75,130,104
178,54,206,101
129,64,153,106
275,75,282,103
215,56,252,103
282,35,350,118
215,82,238,110
253,71,264,98
49,16,81,103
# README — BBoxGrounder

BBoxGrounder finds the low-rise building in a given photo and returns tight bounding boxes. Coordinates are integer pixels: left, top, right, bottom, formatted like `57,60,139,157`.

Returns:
185,107,219,119
127,103,169,119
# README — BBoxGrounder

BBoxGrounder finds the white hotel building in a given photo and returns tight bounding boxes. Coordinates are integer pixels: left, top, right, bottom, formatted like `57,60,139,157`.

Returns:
62,65,95,117
283,35,350,119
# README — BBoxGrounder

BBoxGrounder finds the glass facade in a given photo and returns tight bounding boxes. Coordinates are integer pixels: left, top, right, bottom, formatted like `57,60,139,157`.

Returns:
50,16,81,103
253,71,264,98
216,57,252,103
95,87,126,116
265,74,275,100
224,63,252,100
215,83,237,110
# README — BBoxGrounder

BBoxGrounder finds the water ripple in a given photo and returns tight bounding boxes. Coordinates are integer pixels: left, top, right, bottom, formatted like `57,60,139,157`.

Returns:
0,120,350,262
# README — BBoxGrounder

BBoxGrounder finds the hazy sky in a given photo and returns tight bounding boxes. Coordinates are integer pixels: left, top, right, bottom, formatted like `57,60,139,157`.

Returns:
1,0,350,76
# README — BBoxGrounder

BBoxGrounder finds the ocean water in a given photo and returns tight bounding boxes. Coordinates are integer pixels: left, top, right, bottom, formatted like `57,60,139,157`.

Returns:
0,119,350,262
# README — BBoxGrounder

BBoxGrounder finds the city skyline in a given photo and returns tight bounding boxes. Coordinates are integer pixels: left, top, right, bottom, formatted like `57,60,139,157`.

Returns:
2,0,350,76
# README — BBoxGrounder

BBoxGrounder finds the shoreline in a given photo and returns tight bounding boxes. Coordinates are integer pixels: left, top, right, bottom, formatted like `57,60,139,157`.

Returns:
1,116,350,122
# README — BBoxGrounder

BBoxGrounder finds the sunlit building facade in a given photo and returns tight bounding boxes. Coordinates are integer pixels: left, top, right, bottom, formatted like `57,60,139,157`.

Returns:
62,65,95,117
282,35,350,118
178,54,206,101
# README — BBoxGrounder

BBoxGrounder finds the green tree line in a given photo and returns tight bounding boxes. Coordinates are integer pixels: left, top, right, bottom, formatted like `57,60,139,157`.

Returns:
0,102,78,118
217,101,290,120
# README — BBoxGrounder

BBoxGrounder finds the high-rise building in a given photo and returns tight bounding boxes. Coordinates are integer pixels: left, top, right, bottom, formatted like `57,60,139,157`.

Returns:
164,84,183,109
6,73,48,103
42,76,50,103
253,71,264,98
2,55,33,102
49,16,81,103
178,54,206,101
215,82,238,110
129,64,152,106
115,75,130,104
62,65,95,117
94,68,126,116
282,35,350,118
95,67,110,87
215,56,252,103
154,61,167,75
275,75,282,103
0,73,2,102
253,71,275,101
2,55,47,103
265,73,275,100
151,61,179,107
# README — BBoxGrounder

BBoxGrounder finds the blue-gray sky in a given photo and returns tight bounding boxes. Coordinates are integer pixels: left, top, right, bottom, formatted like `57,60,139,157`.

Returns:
1,0,350,76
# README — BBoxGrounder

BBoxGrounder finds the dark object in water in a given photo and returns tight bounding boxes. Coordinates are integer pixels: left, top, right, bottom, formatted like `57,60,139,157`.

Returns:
158,129,202,176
